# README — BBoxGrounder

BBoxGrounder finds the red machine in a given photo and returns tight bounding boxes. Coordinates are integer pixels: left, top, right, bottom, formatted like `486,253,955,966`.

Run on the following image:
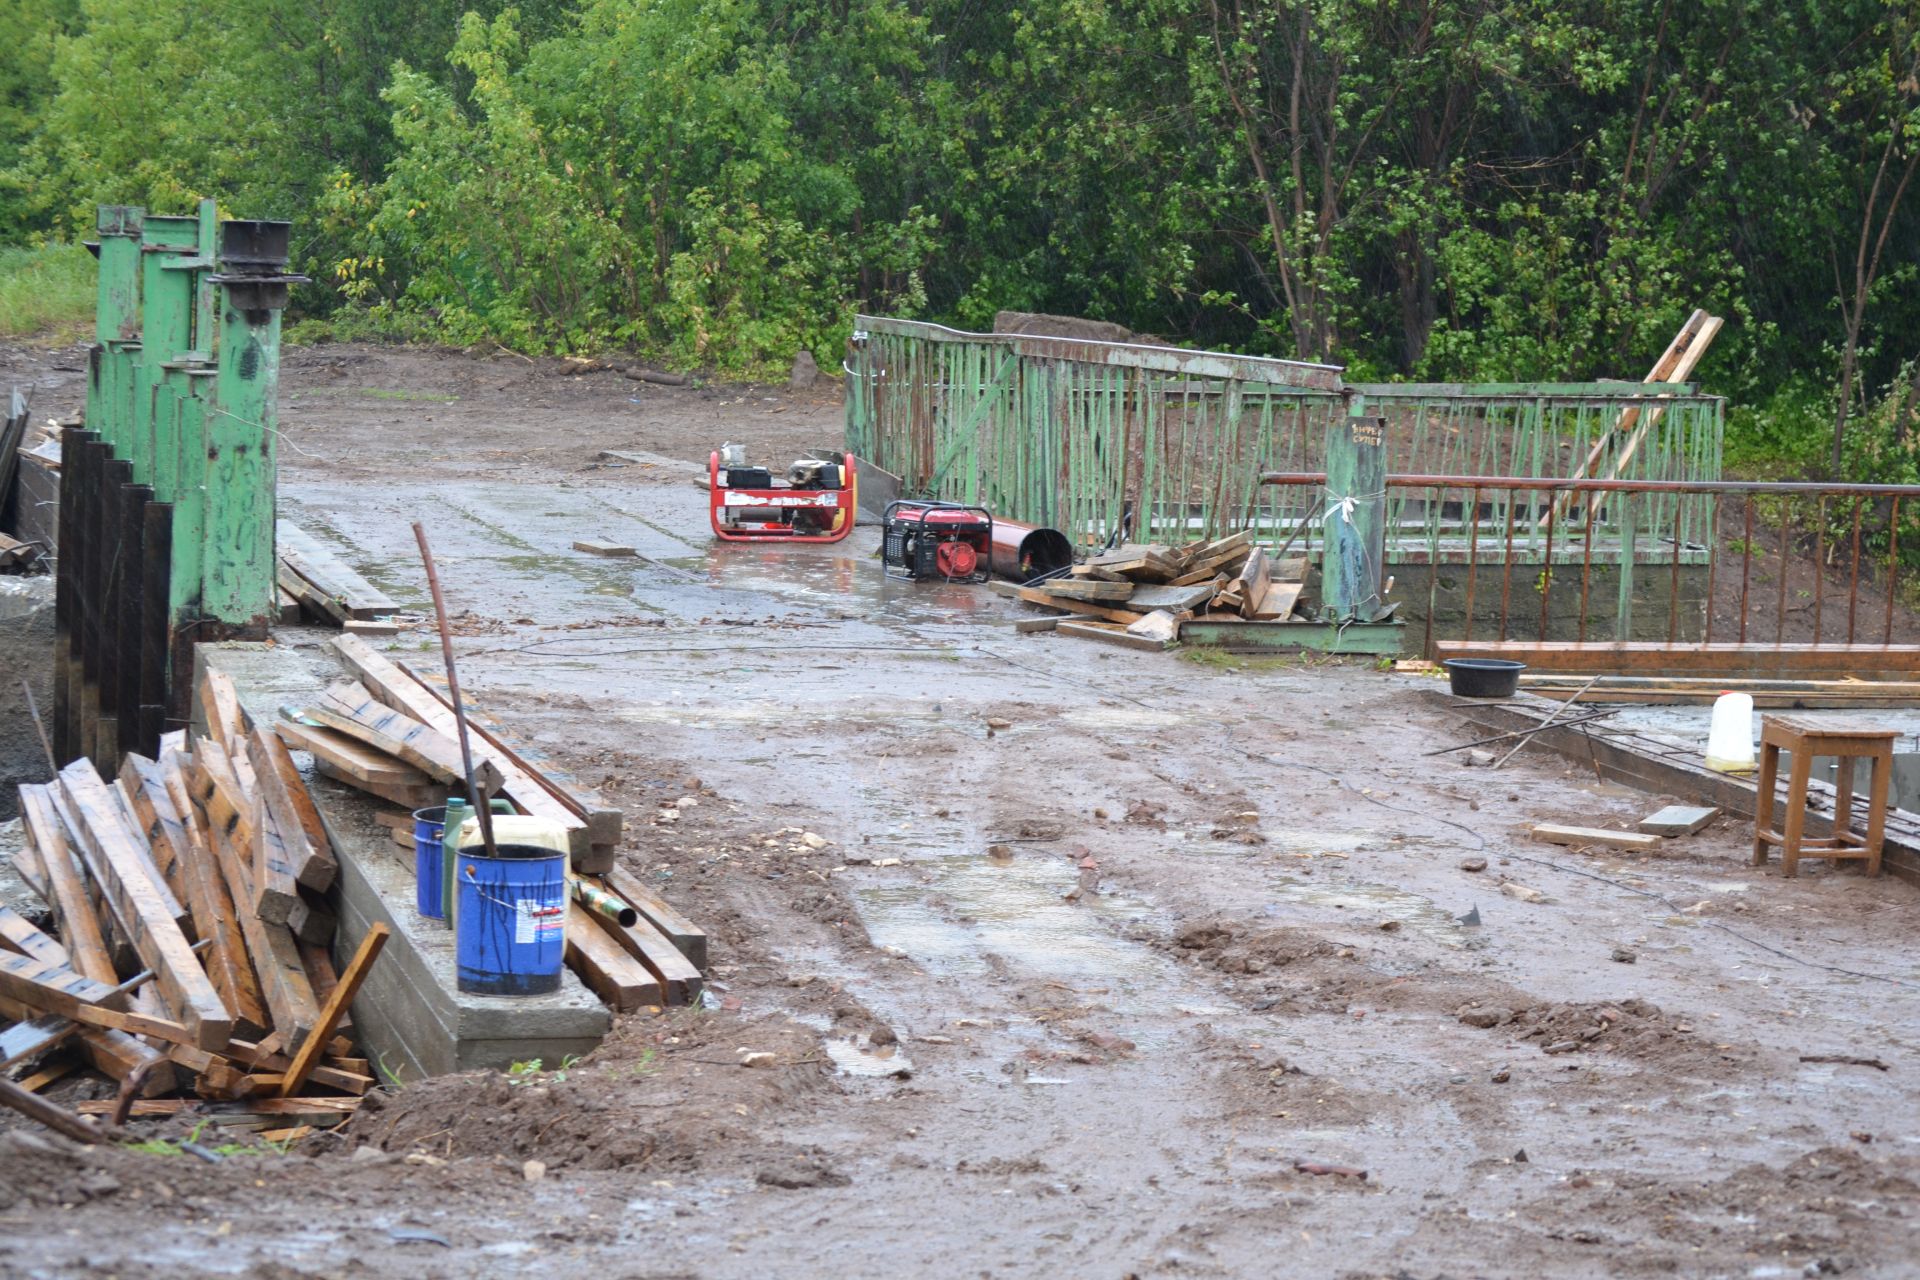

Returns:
709,450,858,543
881,501,994,583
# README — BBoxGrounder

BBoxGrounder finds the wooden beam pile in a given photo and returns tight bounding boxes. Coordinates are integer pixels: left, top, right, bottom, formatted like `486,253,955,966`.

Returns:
1007,532,1310,650
3,670,379,1122
289,635,706,1010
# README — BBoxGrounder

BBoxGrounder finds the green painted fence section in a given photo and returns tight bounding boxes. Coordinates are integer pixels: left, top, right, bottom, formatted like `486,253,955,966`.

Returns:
844,315,1726,564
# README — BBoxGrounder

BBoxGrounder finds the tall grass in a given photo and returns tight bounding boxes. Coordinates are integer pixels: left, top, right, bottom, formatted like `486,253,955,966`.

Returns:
0,243,96,341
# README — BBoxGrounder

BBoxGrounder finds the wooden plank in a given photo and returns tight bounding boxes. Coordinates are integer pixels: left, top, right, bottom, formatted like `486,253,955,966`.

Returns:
248,791,301,925
404,674,623,850
1013,616,1061,633
1433,641,1920,678
0,905,70,967
1058,620,1172,652
308,681,498,789
1128,578,1224,613
332,635,590,855
311,758,447,809
274,718,433,788
1031,578,1135,603
604,867,708,970
1530,823,1662,851
1236,548,1271,619
1251,579,1304,620
1637,805,1721,837
0,950,128,1015
280,923,387,1097
116,756,188,904
0,1013,76,1070
199,669,250,752
157,749,268,1034
1011,586,1145,626
247,727,338,893
342,619,399,637
57,760,232,1050
278,558,348,626
295,937,349,1038
288,891,336,947
276,588,303,626
9,839,47,904
565,903,664,1012
207,820,319,1054
276,520,398,619
591,907,702,1005
573,540,638,557
188,739,256,854
17,786,115,985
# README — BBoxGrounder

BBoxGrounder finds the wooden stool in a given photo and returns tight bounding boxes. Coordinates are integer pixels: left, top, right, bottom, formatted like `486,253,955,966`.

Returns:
1753,715,1894,878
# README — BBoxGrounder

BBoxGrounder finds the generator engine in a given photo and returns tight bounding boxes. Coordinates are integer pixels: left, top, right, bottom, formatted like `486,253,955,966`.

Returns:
709,446,857,543
882,501,994,583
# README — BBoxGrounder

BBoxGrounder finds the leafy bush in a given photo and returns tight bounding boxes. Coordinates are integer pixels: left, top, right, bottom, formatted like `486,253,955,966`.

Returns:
0,242,96,340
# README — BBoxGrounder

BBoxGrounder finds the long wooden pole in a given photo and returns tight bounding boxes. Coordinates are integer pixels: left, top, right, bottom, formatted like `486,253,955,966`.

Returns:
410,523,497,858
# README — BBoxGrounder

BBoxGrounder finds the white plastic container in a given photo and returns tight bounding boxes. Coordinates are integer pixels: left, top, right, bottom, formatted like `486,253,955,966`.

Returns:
456,814,570,854
1705,691,1756,773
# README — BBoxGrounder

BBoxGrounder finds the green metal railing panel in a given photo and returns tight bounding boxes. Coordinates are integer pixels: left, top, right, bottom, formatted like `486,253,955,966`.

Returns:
847,316,1725,560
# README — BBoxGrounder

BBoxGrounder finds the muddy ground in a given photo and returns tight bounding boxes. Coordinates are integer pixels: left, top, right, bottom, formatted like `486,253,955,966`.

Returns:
1,341,1918,1279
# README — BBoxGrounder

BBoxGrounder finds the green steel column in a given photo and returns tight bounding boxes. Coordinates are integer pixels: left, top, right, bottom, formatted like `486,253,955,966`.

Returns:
201,219,298,629
1322,410,1387,622
137,215,200,493
89,206,143,454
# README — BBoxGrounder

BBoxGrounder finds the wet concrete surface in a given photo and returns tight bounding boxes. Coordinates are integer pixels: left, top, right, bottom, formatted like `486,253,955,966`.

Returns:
3,343,1918,1278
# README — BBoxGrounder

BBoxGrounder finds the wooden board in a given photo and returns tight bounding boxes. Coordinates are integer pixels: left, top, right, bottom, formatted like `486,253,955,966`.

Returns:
273,718,433,788
280,923,387,1096
207,820,319,1054
332,636,590,857
1530,823,1662,851
8,841,46,903
1637,805,1721,837
1013,616,1061,633
1127,579,1223,613
1058,620,1172,652
565,903,664,1011
58,760,234,1049
1235,548,1270,618
1433,641,1920,678
188,739,256,854
1251,579,1304,621
312,759,446,809
278,559,349,626
199,669,251,752
604,867,708,970
309,681,499,790
158,749,268,1034
592,907,703,1005
247,727,338,893
276,520,399,620
573,540,638,557
1011,586,1144,626
0,904,70,967
1031,578,1135,603
17,786,116,986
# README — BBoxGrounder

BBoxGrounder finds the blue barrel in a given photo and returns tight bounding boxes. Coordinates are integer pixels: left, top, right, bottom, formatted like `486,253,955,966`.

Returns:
412,806,449,920
455,844,568,996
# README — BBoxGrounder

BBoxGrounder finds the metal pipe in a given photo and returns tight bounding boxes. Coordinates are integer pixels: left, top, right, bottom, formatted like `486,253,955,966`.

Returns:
987,516,1074,583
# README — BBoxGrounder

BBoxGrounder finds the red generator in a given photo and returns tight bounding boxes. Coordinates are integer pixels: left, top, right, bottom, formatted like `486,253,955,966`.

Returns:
709,450,858,543
882,501,994,583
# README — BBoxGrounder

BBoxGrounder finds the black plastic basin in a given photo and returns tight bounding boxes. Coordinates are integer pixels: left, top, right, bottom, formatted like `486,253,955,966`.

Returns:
1443,658,1526,698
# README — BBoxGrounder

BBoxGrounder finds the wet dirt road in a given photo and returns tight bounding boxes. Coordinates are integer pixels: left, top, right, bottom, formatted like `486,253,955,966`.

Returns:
2,343,1918,1279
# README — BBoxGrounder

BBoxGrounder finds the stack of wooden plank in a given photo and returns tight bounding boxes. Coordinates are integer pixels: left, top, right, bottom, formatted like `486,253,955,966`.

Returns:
4,670,381,1127
1005,531,1310,650
276,520,400,632
283,635,705,1011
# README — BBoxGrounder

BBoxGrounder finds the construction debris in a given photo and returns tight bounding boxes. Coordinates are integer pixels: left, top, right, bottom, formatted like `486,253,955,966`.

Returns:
277,520,400,627
1637,805,1721,837
1010,533,1309,649
1530,824,1662,851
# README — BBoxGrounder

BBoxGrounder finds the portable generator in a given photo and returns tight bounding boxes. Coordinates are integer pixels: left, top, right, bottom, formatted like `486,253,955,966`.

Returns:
709,445,858,543
882,500,994,583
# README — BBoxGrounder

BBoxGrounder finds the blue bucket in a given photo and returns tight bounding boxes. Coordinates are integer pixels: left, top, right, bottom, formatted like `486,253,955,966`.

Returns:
412,806,449,920
455,843,568,996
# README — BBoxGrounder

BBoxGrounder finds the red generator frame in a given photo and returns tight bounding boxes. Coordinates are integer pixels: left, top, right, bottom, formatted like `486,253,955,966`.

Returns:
708,452,859,543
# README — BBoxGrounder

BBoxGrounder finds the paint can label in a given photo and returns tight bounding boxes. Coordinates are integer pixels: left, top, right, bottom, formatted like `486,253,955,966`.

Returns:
514,897,566,945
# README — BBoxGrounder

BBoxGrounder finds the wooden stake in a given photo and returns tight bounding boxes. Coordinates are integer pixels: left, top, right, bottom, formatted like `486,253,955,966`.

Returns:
411,523,498,858
279,923,387,1097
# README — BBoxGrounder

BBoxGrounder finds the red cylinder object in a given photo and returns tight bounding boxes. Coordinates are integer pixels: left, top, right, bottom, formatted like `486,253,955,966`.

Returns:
987,517,1074,582
936,541,978,579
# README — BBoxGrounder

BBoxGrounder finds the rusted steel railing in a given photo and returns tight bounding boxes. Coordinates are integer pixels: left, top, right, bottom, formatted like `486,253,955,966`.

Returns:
1259,472,1920,656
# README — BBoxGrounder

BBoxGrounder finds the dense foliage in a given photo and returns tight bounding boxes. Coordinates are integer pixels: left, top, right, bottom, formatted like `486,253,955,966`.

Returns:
3,0,1918,466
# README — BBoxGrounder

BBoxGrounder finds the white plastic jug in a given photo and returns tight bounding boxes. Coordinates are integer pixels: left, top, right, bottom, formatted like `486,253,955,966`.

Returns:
1705,691,1756,773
